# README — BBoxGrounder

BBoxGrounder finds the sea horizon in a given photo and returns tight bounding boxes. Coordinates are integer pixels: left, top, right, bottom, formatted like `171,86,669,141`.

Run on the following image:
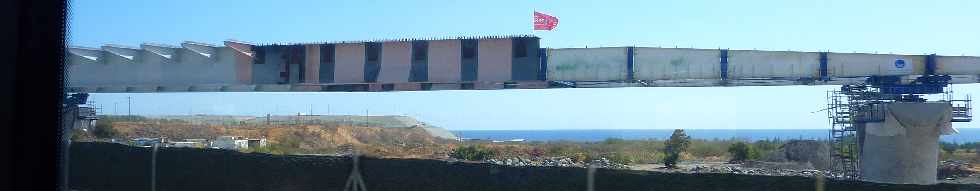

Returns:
453,128,980,142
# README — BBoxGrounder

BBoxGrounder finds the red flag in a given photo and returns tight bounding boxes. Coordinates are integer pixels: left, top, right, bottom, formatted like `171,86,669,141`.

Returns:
533,11,558,30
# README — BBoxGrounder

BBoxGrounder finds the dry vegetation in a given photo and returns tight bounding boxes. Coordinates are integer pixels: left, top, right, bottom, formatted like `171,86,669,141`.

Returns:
78,118,774,165
76,118,802,165
77,117,454,158
75,117,980,170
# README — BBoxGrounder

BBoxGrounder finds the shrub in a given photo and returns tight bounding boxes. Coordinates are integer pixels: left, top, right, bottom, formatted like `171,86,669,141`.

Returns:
941,142,958,155
728,142,751,163
451,145,497,161
662,129,691,168
750,139,783,159
606,152,635,165
688,139,730,158
243,144,288,155
92,120,119,139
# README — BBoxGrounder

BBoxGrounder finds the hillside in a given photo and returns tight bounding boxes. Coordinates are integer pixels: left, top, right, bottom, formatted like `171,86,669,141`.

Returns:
91,116,459,158
140,114,458,140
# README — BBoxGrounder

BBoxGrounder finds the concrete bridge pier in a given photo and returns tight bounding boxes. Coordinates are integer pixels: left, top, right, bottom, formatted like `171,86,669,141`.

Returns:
860,102,953,185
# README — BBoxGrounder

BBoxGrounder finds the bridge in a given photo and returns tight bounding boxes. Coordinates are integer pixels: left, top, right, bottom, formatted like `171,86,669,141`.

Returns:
65,36,979,185
66,36,980,93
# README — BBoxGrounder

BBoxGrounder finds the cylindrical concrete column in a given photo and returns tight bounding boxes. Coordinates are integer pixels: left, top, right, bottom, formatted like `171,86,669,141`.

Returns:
860,102,952,185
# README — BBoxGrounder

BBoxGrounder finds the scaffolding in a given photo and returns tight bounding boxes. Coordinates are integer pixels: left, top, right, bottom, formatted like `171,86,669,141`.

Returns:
827,85,879,180
826,78,972,180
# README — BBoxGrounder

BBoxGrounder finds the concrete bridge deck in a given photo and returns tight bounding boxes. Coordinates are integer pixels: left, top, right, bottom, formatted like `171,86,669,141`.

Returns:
66,37,980,93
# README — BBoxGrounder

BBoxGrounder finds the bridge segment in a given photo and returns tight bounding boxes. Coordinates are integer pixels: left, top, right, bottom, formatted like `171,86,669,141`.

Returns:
66,36,980,93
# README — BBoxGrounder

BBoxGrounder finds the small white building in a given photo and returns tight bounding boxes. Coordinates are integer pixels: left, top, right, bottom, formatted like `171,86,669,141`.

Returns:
171,141,202,148
246,138,267,148
211,136,249,150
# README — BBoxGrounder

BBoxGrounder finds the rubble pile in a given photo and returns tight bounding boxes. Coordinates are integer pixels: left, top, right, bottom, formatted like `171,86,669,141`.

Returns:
486,157,535,167
763,140,830,170
688,165,826,177
938,160,977,180
541,157,577,167
584,157,629,169
485,156,627,169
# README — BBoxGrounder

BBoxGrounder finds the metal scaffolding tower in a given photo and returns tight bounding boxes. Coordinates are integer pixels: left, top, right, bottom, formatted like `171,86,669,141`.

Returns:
827,85,880,179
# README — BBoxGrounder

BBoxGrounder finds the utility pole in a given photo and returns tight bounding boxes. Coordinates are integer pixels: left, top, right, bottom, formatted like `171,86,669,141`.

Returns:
127,96,132,119
114,102,118,115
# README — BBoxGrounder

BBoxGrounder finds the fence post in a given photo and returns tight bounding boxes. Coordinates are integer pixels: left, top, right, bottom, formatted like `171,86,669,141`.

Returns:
151,143,158,191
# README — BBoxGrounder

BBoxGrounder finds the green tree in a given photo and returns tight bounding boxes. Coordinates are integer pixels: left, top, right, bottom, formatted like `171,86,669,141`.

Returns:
940,141,958,156
91,120,119,139
662,129,691,168
728,142,751,163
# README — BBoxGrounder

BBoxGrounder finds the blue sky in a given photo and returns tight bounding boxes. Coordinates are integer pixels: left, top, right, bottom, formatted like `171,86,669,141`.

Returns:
69,0,980,130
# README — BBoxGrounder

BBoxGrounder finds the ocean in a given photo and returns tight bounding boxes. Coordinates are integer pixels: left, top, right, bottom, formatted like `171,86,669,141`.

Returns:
454,128,980,142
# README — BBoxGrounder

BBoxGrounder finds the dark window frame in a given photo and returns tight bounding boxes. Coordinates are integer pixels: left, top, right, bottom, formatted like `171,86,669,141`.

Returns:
365,43,380,62
462,42,476,59
253,48,266,64
513,39,527,58
413,41,427,61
